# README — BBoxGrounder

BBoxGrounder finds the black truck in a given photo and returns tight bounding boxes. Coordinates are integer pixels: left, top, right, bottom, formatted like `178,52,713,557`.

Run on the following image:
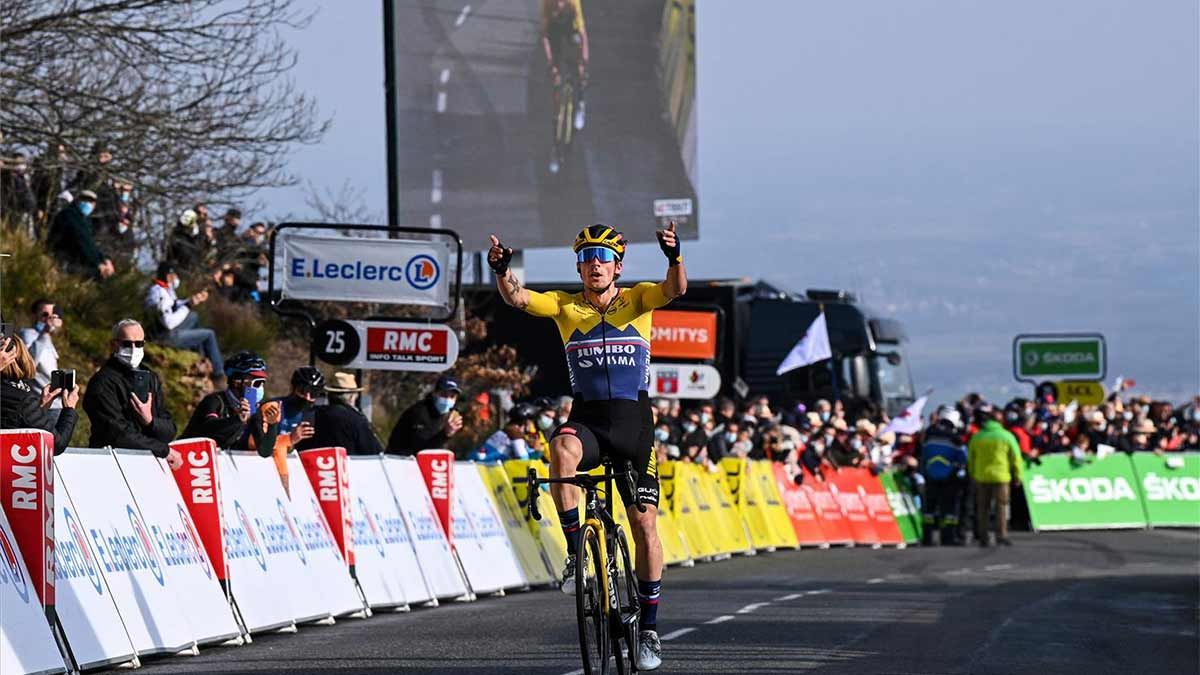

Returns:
464,279,916,417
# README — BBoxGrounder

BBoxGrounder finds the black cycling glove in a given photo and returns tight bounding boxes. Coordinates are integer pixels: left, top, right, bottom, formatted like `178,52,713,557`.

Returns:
489,242,514,275
656,228,681,266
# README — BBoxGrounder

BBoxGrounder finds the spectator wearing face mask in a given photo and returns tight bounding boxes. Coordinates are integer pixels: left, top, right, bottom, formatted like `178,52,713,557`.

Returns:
47,189,115,279
17,298,64,423
144,261,224,379
0,334,79,454
474,404,535,461
706,419,739,462
295,372,384,456
181,351,280,455
814,399,833,424
387,375,464,455
270,366,325,449
82,319,180,466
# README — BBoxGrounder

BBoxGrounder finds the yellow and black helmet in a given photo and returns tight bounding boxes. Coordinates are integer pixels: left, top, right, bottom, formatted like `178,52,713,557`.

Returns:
572,224,627,260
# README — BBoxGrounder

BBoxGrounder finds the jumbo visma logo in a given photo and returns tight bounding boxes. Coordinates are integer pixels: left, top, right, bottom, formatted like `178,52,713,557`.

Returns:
0,525,30,603
57,507,104,594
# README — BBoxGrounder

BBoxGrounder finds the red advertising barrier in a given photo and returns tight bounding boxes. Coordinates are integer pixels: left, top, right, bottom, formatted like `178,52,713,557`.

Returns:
170,438,229,580
828,467,881,546
771,463,828,546
299,447,354,566
853,469,905,546
797,466,855,546
0,429,55,607
417,450,454,542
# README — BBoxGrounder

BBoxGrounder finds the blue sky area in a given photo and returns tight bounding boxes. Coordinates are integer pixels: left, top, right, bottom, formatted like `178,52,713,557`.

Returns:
259,0,1200,405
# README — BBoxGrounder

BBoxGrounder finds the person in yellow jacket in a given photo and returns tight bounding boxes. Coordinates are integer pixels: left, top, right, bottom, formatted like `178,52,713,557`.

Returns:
967,408,1024,547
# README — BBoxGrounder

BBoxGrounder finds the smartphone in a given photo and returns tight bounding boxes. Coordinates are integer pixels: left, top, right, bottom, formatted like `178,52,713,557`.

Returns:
131,370,151,403
50,369,75,392
244,387,259,416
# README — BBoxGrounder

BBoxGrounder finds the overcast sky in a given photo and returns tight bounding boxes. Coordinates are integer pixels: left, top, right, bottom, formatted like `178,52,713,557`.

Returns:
262,0,1199,404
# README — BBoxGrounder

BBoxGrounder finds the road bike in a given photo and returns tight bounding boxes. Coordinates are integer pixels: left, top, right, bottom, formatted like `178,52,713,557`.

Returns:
548,34,585,174
527,460,643,674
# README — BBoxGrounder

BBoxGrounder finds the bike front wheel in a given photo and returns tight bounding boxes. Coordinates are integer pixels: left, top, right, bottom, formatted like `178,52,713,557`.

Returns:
577,523,609,675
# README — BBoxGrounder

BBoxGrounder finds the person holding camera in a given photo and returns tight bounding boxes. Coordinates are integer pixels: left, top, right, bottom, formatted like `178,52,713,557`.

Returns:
182,351,281,455
386,374,464,455
18,298,64,424
83,319,181,467
0,334,79,454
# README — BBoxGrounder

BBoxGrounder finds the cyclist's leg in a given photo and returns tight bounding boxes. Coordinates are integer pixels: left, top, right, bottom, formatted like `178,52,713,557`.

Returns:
611,410,664,635
549,422,601,554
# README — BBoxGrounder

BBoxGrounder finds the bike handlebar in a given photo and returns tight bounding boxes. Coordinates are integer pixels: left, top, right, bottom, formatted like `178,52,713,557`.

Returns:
525,462,647,522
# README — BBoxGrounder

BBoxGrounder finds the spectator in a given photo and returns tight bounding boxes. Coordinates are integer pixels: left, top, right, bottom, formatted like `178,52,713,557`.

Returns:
294,372,384,456
870,431,896,470
46,190,115,279
94,178,136,268
181,351,280,455
814,398,832,423
387,374,464,455
474,404,535,461
31,141,70,226
1,152,38,235
69,140,113,196
167,209,204,272
967,408,1023,547
1069,434,1093,465
0,335,79,454
1120,419,1157,454
17,298,63,423
825,422,858,467
82,319,180,465
144,261,224,378
269,366,325,451
706,419,738,462
214,208,242,258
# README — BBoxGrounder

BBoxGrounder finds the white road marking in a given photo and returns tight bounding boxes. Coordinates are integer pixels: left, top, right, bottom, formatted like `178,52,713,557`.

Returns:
431,169,443,203
984,564,1013,571
775,593,804,601
436,91,447,113
807,589,832,595
429,214,442,228
439,68,450,84
562,670,584,675
455,5,471,26
705,615,735,625
946,568,972,576
736,602,769,614
660,627,695,641
867,578,885,585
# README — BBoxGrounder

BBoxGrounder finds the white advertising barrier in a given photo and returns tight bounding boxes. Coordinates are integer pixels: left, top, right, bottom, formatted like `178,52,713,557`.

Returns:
226,452,341,623
284,455,368,616
54,449,197,656
280,232,451,307
381,457,470,600
452,463,527,593
347,456,428,608
113,451,243,644
213,452,298,633
0,507,67,675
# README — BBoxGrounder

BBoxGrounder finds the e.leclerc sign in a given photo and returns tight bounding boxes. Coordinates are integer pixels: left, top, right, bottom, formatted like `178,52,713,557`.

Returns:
280,232,450,307
1013,333,1106,383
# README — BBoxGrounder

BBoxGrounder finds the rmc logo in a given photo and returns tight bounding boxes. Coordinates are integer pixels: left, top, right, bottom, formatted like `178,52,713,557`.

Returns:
406,255,440,290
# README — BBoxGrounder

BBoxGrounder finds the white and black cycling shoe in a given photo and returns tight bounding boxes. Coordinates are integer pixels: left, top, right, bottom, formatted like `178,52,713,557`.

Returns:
637,630,662,670
560,555,576,595
574,101,586,130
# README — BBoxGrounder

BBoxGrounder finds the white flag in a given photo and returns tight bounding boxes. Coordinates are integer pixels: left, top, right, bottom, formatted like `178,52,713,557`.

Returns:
776,312,832,375
881,396,929,436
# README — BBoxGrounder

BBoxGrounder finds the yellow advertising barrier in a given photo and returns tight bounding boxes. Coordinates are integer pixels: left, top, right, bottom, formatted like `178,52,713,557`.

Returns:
700,465,755,555
720,457,775,551
680,463,740,557
503,460,568,571
478,463,556,586
663,461,720,559
748,460,800,549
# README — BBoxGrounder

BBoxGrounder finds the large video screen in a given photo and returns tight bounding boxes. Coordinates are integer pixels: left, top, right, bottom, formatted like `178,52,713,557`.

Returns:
388,0,698,251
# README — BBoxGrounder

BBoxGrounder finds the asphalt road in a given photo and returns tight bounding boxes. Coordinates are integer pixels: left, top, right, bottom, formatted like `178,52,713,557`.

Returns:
128,529,1199,674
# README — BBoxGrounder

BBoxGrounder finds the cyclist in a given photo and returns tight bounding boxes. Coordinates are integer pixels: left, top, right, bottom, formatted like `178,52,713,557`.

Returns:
541,0,589,130
488,221,685,671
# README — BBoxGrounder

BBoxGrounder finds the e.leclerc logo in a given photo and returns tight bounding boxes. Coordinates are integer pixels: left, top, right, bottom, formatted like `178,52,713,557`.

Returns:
277,499,308,565
60,508,105,594
178,504,214,580
235,501,269,571
0,524,30,603
406,255,440,290
127,505,167,586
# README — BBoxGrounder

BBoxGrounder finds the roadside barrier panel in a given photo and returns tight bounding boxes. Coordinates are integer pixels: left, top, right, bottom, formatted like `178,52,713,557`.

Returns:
692,464,754,555
852,468,905,546
656,497,692,566
114,450,242,642
661,461,720,559
56,448,198,655
381,457,470,600
0,429,55,609
283,455,369,616
879,472,922,544
297,447,354,566
416,450,455,541
747,460,800,549
347,455,429,609
770,463,828,546
798,467,855,546
477,463,555,586
0,506,67,675
719,458,775,550
1024,453,1147,531
503,460,569,570
1130,452,1200,528
453,462,528,592
828,467,881,546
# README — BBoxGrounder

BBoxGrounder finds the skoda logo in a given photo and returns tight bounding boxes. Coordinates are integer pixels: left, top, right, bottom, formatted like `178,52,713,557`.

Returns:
405,255,440,290
1025,351,1040,367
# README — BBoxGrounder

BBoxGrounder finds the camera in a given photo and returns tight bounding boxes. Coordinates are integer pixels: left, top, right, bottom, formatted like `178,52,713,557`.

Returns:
50,369,76,392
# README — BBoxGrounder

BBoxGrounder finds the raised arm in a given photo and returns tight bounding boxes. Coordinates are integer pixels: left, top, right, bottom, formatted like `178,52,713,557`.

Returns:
489,234,531,309
656,220,687,300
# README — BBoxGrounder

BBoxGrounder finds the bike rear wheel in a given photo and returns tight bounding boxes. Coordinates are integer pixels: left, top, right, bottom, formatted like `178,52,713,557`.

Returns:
611,526,640,675
577,524,609,675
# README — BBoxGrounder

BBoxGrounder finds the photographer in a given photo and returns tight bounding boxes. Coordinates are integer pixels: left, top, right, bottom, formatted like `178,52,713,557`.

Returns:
182,351,280,455
387,374,464,455
0,334,79,454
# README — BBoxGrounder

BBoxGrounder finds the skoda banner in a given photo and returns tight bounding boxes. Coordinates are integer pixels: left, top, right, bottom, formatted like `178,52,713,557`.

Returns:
280,233,451,307
1130,452,1200,528
1023,453,1146,530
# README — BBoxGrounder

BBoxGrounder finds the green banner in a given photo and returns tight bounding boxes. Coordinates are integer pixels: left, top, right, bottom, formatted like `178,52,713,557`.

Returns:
1013,334,1105,381
1130,452,1200,527
1023,453,1146,530
880,472,922,543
